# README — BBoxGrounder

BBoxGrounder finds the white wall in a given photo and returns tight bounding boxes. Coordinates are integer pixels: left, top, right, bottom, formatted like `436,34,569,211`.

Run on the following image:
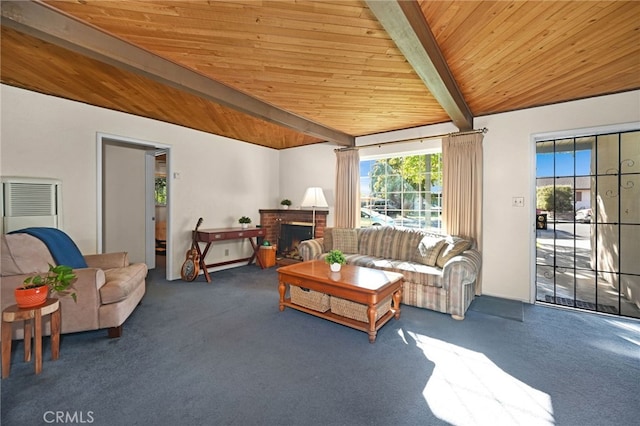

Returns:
1,85,280,280
278,143,337,226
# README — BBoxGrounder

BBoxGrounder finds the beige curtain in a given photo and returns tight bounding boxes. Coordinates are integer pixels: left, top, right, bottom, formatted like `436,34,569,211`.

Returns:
442,132,483,294
334,148,360,228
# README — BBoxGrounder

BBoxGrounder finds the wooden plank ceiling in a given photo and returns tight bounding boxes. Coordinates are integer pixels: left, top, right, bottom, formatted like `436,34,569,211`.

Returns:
1,1,638,150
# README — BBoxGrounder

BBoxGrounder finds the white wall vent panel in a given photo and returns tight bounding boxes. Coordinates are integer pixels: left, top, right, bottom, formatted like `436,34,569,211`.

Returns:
1,177,62,234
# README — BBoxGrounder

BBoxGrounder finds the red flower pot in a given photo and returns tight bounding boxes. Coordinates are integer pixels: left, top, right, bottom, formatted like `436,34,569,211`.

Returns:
14,286,48,309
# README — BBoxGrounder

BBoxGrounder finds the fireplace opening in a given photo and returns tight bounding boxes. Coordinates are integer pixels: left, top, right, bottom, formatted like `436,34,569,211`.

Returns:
278,223,312,260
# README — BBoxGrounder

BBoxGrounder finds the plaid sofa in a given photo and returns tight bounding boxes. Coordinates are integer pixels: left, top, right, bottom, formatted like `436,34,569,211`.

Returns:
298,227,482,320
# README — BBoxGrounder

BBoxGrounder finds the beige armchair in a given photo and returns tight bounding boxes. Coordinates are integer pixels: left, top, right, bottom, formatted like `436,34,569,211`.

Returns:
0,233,147,340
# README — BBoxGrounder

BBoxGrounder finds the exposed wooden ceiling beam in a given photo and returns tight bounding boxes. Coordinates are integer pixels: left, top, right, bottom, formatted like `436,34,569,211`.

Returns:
1,1,354,146
366,0,473,131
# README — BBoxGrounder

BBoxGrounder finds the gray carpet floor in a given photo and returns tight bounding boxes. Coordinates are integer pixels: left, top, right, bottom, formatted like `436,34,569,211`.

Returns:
1,265,639,426
469,295,524,322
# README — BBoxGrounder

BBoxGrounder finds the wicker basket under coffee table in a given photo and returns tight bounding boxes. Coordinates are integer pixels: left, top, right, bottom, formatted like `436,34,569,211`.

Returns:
277,260,403,343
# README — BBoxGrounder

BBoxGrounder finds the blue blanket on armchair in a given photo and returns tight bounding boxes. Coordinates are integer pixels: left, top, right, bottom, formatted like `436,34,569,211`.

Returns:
10,227,88,269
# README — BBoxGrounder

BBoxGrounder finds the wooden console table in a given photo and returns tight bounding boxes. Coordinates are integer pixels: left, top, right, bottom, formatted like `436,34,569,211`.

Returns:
195,227,266,283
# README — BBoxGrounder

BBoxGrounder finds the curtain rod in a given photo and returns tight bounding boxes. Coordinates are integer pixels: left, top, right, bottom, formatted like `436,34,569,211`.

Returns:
336,127,488,151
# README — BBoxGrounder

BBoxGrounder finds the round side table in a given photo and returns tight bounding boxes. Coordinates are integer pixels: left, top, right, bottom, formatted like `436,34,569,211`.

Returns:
1,298,61,378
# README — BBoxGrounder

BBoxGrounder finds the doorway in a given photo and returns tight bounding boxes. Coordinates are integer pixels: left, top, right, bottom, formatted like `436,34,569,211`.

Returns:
534,128,640,319
154,152,168,273
97,133,171,278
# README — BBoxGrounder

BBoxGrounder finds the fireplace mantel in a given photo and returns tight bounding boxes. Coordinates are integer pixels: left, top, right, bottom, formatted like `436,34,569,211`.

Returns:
259,209,328,254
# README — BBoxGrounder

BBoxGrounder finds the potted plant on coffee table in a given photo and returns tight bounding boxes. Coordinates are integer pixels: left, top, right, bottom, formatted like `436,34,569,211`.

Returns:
15,264,77,309
239,216,252,229
325,249,346,272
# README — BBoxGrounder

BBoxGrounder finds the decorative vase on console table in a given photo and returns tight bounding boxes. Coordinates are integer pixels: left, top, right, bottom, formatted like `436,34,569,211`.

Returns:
239,216,252,229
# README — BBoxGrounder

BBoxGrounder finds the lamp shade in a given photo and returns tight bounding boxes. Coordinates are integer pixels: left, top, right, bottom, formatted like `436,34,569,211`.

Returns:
300,187,328,208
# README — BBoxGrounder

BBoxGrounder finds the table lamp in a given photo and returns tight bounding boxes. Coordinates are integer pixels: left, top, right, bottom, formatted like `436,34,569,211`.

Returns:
300,187,328,238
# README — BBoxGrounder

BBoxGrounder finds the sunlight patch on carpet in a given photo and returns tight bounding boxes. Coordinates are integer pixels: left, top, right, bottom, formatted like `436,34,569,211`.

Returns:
407,331,554,426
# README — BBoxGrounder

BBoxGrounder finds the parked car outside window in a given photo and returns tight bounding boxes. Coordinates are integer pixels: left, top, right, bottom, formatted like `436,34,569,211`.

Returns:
395,216,442,230
367,199,401,217
361,208,396,227
575,208,592,223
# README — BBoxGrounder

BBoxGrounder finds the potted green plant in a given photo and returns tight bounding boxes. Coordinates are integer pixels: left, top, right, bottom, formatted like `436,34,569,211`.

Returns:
280,199,292,210
239,216,252,229
15,264,77,308
325,249,346,272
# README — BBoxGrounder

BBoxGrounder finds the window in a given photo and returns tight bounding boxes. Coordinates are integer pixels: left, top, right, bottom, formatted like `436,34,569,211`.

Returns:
360,153,443,231
155,176,167,205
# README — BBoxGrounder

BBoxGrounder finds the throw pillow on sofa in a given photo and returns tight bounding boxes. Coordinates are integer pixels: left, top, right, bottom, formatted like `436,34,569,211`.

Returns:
327,228,358,253
415,236,447,266
436,237,472,268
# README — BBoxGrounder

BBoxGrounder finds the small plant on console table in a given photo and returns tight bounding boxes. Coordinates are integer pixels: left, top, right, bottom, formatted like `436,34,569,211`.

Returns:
325,249,346,272
15,264,77,308
239,216,252,229
280,199,292,209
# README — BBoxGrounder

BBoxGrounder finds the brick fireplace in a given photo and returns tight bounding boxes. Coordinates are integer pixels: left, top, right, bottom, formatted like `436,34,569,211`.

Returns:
259,209,328,262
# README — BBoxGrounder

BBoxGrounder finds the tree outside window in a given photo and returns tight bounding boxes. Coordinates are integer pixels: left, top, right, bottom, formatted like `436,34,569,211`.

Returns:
360,153,442,231
155,177,167,205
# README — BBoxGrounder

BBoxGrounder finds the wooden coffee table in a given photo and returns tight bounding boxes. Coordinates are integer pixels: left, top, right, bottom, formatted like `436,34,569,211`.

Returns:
278,260,403,343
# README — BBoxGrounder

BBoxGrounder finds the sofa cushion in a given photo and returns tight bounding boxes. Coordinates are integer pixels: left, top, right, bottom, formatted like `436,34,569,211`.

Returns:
391,261,444,288
358,226,424,260
346,255,444,288
329,228,358,253
436,237,472,268
99,263,147,305
415,236,447,266
322,229,333,251
333,253,380,268
1,234,55,276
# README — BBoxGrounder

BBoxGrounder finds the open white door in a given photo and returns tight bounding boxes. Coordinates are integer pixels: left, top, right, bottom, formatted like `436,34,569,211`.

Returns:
145,151,156,268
